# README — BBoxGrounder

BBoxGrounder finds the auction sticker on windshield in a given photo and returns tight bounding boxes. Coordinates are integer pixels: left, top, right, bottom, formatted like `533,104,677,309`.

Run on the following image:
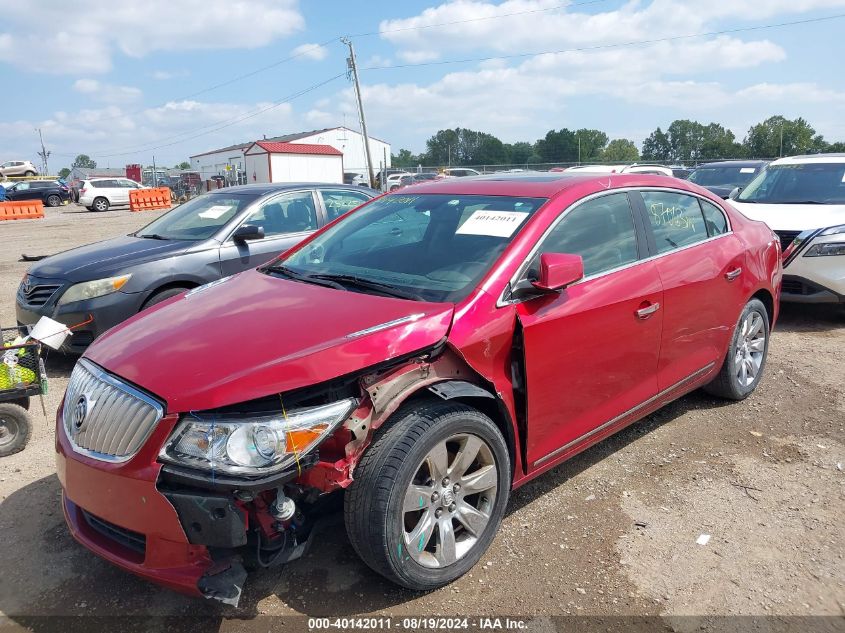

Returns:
456,210,529,237
198,205,235,219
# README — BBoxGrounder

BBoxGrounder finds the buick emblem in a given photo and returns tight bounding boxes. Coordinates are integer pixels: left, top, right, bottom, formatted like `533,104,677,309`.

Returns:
21,276,31,295
73,395,88,429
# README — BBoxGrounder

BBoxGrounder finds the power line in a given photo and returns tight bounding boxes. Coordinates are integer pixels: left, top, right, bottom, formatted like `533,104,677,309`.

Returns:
93,38,340,124
93,73,346,158
360,12,845,71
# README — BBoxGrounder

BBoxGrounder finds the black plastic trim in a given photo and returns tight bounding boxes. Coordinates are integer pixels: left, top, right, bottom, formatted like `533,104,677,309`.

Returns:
162,489,248,547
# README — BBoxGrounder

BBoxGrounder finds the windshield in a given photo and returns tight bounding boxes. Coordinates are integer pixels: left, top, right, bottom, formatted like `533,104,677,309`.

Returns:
689,165,761,188
269,193,547,302
134,192,261,240
737,163,845,204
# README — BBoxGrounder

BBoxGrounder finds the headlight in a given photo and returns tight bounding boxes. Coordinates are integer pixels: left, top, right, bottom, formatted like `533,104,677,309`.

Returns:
159,398,357,476
57,274,132,305
804,242,845,257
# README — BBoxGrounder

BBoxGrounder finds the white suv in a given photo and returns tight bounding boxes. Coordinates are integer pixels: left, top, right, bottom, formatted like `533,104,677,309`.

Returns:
729,154,845,305
0,160,38,177
78,178,145,212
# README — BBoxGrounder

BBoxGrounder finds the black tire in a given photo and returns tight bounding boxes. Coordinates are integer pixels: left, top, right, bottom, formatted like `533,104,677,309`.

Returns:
46,194,61,207
141,286,189,310
0,403,33,457
24,171,35,177
345,400,510,590
92,197,109,212
703,298,770,401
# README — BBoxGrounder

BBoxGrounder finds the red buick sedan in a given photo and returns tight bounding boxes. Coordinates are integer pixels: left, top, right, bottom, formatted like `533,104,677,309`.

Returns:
56,173,781,604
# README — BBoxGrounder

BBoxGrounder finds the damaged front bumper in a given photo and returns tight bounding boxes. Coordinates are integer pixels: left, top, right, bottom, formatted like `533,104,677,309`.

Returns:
56,414,307,606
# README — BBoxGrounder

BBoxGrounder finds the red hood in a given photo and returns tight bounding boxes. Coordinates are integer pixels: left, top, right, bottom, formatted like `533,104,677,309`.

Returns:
85,270,454,412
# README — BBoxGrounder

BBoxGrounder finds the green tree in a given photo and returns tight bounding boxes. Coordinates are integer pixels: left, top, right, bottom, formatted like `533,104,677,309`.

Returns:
535,128,578,163
641,127,671,161
743,115,827,157
699,123,744,159
391,149,419,168
504,142,535,165
575,128,608,162
425,129,461,165
71,154,97,169
602,139,640,162
174,161,190,170
57,167,71,179
828,141,845,152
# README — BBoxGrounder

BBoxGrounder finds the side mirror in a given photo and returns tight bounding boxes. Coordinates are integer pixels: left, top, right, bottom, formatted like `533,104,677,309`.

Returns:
233,224,264,242
532,253,584,291
728,186,742,200
511,253,584,299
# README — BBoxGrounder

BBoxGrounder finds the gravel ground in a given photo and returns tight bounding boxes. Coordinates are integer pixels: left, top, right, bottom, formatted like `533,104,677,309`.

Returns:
0,205,842,628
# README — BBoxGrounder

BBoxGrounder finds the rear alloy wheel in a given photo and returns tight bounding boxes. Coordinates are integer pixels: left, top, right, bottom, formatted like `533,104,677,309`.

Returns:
92,197,109,212
0,403,32,457
24,171,35,177
46,194,61,207
345,401,510,590
704,298,770,400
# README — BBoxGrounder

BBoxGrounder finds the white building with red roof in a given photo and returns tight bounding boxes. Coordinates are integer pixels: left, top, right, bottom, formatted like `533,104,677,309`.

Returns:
243,140,344,184
188,127,390,184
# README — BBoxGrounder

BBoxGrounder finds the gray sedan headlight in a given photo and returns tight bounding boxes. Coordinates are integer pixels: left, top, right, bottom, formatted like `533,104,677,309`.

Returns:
159,398,357,476
57,274,132,305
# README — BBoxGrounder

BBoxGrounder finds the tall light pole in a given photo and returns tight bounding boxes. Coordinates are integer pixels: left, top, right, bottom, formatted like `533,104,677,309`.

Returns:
341,37,375,189
36,128,50,175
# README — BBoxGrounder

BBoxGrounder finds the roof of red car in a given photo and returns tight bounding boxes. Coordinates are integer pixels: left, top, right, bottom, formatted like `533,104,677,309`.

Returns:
247,141,343,156
399,172,708,199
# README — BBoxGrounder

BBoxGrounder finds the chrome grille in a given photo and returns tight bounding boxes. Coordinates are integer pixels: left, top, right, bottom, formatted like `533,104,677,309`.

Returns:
63,359,164,462
19,282,62,306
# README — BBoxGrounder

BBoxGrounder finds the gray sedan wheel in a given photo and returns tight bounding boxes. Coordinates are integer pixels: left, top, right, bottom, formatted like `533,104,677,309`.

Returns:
92,197,109,212
46,194,61,207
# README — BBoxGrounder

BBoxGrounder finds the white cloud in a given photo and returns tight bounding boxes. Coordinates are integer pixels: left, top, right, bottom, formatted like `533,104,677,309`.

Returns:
0,0,305,74
379,0,845,62
72,79,143,104
151,70,189,80
292,43,329,61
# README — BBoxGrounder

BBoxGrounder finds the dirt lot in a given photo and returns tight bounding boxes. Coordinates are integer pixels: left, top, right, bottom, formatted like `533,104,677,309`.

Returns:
0,205,843,629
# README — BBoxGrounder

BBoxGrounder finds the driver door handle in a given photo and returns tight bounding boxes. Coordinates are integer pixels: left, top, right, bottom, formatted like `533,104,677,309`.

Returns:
725,267,742,281
636,302,660,319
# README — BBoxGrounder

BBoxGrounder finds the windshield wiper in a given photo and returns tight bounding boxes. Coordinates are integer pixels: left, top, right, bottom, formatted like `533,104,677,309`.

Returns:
309,273,424,301
135,233,168,240
264,264,345,290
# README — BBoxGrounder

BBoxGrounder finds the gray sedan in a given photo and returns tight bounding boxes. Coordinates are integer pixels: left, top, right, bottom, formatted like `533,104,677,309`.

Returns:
16,183,376,353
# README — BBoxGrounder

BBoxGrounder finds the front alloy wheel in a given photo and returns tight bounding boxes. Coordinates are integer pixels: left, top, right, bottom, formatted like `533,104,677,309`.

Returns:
345,400,510,590
403,433,498,569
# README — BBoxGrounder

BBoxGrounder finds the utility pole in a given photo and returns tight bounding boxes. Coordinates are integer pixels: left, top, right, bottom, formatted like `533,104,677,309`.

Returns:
779,124,784,157
341,37,375,189
152,155,158,187
36,128,50,175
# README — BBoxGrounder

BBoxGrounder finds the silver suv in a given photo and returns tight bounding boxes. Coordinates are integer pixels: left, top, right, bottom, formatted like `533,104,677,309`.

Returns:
0,160,38,177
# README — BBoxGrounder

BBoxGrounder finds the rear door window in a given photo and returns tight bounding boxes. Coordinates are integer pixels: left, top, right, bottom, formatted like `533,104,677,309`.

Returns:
699,199,729,236
640,191,708,254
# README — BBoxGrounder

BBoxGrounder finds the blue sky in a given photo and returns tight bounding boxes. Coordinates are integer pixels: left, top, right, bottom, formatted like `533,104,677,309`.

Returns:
1,0,844,169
